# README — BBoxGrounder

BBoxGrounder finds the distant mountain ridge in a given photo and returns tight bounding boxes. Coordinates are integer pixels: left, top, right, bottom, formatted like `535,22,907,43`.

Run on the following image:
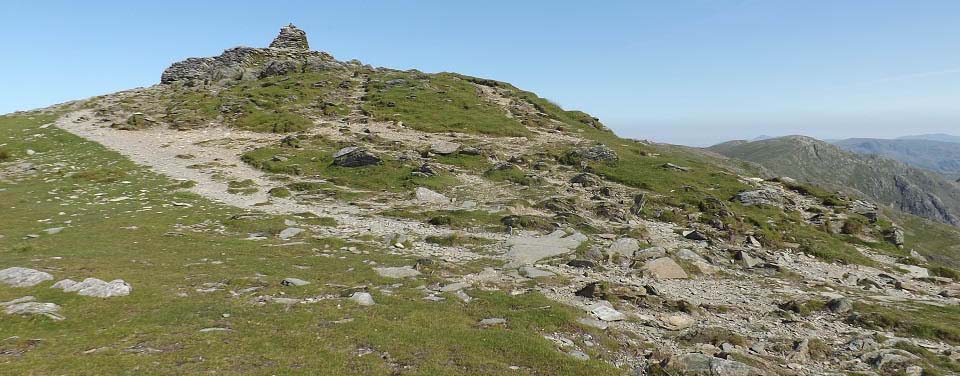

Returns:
897,133,960,144
709,135,960,226
832,138,960,180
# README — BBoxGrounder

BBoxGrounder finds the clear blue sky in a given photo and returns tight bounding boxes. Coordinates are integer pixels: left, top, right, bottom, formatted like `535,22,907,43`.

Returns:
3,1,960,145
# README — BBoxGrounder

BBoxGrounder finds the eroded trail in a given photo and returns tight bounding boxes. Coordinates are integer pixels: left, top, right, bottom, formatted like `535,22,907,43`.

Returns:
53,110,503,262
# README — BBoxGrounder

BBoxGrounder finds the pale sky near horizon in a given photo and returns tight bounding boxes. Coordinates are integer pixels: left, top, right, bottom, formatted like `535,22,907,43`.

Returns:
2,1,960,146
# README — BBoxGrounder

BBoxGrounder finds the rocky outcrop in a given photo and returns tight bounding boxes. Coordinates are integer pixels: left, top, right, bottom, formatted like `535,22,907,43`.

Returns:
161,24,343,86
659,353,764,375
566,144,618,162
893,175,960,225
734,188,785,208
708,135,960,227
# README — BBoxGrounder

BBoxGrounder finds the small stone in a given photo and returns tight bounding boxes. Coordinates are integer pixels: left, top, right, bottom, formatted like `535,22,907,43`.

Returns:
479,318,506,325
51,279,77,290
349,292,375,306
905,365,923,376
634,246,667,260
575,282,605,299
43,227,65,235
660,314,695,330
278,227,305,240
607,238,640,257
199,327,232,333
576,317,609,330
373,266,421,279
683,230,709,241
567,350,589,360
281,277,310,287
332,147,381,167
414,187,450,204
454,290,473,303
590,304,625,322
566,260,596,269
439,282,469,292
270,297,301,305
827,297,853,314
736,250,761,268
430,141,461,155
519,266,556,278
642,258,689,279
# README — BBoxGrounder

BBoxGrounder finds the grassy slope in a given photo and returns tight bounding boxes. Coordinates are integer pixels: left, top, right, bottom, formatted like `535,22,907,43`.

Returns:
362,72,530,137
0,114,620,375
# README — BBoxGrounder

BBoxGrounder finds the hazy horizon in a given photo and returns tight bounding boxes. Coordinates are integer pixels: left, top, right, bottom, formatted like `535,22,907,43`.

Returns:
4,1,960,146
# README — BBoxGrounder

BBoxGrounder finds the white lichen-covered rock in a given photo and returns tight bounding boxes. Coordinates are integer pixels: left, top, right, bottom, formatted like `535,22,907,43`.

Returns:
0,267,54,287
429,141,460,155
349,292,375,306
278,227,305,240
589,303,625,322
2,296,64,321
607,237,640,257
414,187,450,204
51,279,77,290
59,278,132,298
505,230,587,267
373,266,421,279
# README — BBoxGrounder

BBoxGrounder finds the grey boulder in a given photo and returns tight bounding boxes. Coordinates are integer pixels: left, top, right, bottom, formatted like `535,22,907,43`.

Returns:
662,353,764,375
0,267,54,287
332,147,381,167
2,296,64,321
55,278,132,298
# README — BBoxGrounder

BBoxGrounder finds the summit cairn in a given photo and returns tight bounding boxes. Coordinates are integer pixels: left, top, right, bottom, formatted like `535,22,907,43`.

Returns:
269,24,309,50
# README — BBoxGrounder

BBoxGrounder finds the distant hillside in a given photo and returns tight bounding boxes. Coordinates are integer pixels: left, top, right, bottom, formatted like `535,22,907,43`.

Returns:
833,138,960,181
898,133,960,144
709,136,960,226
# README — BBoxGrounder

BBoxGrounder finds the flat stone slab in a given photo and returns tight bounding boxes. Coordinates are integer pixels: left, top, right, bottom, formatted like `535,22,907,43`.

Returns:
642,257,689,279
519,266,556,278
414,187,450,204
278,227,305,240
577,317,609,330
900,264,929,279
2,296,63,321
479,317,506,325
439,282,469,292
430,141,461,155
374,266,421,279
589,303,625,322
505,230,587,267
54,278,132,298
607,238,640,257
0,267,54,287
281,277,310,287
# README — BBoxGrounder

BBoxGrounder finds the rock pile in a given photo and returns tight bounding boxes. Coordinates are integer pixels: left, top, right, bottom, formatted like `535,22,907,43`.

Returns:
269,24,309,50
